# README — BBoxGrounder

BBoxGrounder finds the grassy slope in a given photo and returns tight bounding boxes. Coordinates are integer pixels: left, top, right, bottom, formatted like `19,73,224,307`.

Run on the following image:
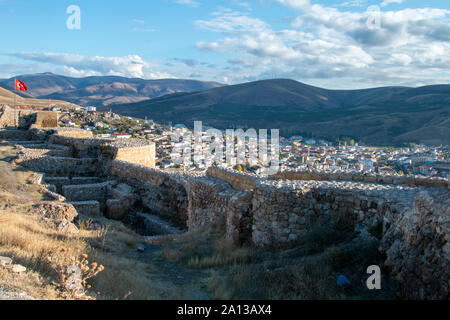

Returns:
0,87,81,109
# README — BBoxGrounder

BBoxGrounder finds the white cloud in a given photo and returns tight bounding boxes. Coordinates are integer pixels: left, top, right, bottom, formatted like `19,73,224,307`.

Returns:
173,0,200,7
193,2,450,87
9,52,151,78
231,0,251,10
132,19,145,25
195,9,375,82
339,0,367,7
381,0,403,7
196,11,268,33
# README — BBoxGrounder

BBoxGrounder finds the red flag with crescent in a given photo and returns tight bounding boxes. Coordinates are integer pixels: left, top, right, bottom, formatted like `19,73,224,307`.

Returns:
15,79,28,91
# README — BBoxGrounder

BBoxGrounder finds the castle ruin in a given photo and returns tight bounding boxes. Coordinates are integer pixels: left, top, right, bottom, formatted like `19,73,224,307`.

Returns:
0,127,448,300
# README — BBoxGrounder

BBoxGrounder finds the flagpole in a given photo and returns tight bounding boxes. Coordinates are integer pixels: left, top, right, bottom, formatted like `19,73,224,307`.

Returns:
13,79,17,129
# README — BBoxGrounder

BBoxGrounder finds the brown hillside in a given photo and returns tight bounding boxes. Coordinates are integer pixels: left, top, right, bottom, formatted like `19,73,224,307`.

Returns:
0,87,81,110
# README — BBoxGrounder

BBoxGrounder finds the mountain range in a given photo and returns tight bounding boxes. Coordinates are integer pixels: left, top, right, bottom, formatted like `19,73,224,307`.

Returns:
104,79,450,146
1,73,448,145
0,73,222,106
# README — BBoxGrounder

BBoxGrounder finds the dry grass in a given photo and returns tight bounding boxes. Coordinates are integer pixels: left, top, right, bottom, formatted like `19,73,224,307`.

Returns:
0,87,81,109
0,160,47,206
209,262,344,300
160,223,344,300
0,206,188,300
0,208,87,299
0,153,189,300
161,224,255,269
159,219,397,300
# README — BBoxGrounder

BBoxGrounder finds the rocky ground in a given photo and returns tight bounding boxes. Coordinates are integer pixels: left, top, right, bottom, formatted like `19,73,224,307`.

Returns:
0,286,35,300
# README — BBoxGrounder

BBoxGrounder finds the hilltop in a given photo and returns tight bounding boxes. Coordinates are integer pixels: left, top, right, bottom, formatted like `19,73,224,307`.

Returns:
0,73,223,107
105,79,450,146
0,86,81,110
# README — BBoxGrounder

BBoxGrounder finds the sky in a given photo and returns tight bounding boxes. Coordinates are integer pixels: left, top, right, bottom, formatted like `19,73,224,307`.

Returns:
1,0,450,88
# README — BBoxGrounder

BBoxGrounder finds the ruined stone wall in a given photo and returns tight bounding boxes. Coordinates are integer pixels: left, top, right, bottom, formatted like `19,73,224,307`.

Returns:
0,106,15,128
109,161,192,227
16,154,100,176
108,161,243,231
33,112,59,128
187,176,237,231
251,179,420,245
0,129,29,141
272,171,449,189
45,176,103,193
62,182,109,202
247,177,449,299
381,191,449,300
48,134,108,158
16,146,70,158
67,201,101,217
0,106,36,129
52,128,94,138
48,133,155,168
111,145,155,168
226,191,254,244
207,167,257,191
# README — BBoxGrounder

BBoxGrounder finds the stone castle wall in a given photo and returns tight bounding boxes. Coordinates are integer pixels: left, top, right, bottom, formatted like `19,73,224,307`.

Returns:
206,167,257,191
48,133,155,168
17,155,100,176
381,191,449,300
109,161,192,227
251,179,419,245
52,129,94,139
109,161,242,231
0,106,33,129
33,112,58,128
186,176,237,231
0,106,58,129
0,129,29,141
111,145,155,168
272,171,448,189
107,161,449,299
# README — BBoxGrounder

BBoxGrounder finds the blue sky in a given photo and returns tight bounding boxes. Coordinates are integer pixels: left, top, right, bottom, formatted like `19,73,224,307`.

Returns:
1,0,450,88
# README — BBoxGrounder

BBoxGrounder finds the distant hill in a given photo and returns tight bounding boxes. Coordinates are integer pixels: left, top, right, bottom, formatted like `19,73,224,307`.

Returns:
0,73,223,107
105,79,450,146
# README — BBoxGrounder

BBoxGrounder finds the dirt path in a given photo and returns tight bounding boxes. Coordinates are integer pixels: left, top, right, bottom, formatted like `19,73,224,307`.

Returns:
138,243,212,300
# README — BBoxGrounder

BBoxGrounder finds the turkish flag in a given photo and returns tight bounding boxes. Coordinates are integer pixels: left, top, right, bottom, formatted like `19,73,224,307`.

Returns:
15,79,28,91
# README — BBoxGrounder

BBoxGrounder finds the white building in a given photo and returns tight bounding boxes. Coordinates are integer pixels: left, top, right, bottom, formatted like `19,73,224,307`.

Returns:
114,133,132,139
